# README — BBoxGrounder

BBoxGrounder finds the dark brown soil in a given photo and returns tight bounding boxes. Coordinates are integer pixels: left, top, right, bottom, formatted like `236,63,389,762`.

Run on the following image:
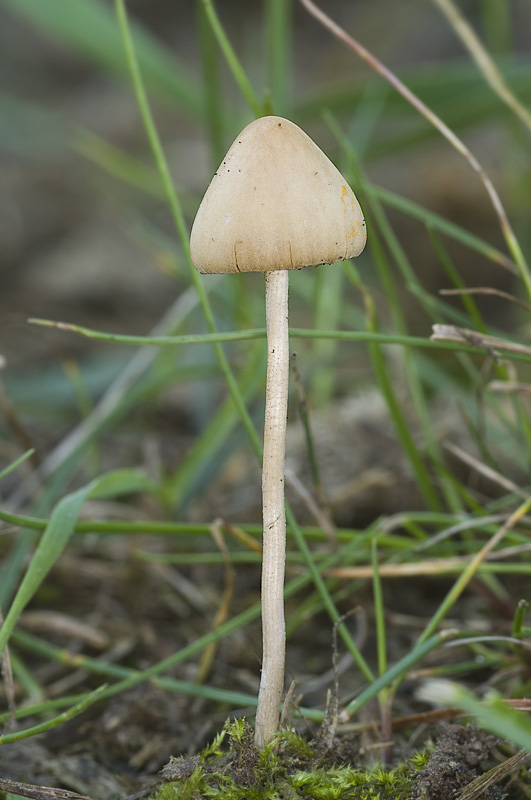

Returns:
414,725,501,800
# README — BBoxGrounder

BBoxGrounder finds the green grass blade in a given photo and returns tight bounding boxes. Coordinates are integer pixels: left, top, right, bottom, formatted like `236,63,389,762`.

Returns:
342,631,455,720
0,469,153,657
28,318,531,365
114,0,263,462
0,449,35,481
265,0,292,115
286,504,375,684
29,318,266,347
164,343,265,512
371,538,387,678
419,496,531,644
199,0,262,117
372,183,517,274
196,1,225,169
11,628,259,714
0,685,107,744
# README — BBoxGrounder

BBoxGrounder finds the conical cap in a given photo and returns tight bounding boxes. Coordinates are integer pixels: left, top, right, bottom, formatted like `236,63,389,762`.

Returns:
190,116,366,274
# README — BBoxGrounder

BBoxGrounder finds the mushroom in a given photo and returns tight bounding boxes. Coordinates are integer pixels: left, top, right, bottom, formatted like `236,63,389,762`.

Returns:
190,115,366,747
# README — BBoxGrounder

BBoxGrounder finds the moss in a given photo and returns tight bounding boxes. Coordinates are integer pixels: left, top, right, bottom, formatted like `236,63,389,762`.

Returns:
152,719,531,799
152,719,424,800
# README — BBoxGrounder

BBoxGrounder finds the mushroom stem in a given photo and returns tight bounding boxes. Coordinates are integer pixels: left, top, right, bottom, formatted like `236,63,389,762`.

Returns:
254,268,289,748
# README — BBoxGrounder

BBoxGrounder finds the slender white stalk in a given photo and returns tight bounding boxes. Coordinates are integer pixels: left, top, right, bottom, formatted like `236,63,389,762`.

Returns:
254,269,289,748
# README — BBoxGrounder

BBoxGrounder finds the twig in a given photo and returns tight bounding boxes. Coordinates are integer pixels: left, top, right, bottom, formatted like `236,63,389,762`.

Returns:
457,749,529,800
440,286,531,314
443,440,528,498
431,324,531,357
0,780,95,800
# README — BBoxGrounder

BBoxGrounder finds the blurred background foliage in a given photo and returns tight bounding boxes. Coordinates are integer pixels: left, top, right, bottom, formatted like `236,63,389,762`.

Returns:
1,0,531,764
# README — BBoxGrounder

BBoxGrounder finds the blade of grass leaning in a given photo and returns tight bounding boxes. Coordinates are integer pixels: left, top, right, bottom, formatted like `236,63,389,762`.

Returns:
372,184,517,274
196,0,225,169
0,0,202,116
265,0,292,115
0,449,35,481
114,0,263,461
298,0,531,301
198,0,262,118
1,449,109,610
0,685,108,745
163,342,266,512
340,630,457,721
285,503,374,683
0,469,153,658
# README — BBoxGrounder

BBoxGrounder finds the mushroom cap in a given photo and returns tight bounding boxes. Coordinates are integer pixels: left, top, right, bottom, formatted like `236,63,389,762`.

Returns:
190,116,366,274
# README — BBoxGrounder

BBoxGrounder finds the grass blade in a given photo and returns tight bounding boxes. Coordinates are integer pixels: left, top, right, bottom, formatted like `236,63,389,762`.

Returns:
0,469,153,657
0,684,107,744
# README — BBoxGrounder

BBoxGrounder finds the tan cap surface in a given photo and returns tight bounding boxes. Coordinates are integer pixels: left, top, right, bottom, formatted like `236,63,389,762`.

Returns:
190,116,366,274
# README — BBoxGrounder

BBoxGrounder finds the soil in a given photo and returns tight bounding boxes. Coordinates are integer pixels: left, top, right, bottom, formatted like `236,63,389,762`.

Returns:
0,526,529,798
413,725,502,800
